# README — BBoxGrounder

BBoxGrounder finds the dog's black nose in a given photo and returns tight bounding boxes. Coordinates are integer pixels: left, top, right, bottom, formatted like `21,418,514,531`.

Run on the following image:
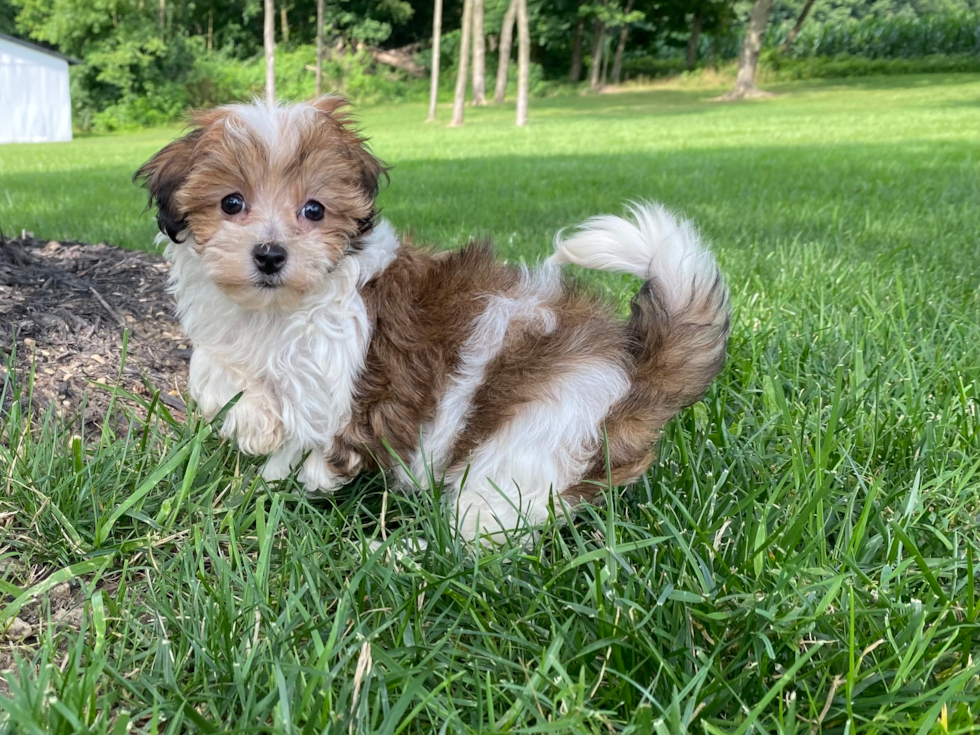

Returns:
253,243,287,275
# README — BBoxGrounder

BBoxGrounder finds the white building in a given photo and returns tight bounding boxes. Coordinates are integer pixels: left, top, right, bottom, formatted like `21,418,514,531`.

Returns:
0,33,78,144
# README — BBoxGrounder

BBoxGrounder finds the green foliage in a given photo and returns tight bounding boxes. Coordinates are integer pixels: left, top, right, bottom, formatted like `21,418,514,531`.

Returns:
2,76,980,731
73,44,429,133
771,0,980,27
0,0,16,34
5,0,430,132
774,11,980,59
645,8,980,80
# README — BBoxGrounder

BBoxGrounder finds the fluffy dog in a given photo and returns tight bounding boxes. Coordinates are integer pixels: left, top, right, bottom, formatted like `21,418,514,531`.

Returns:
135,96,730,542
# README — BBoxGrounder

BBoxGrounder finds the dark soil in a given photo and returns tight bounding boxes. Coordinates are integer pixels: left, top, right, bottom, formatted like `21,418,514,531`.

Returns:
0,235,190,427
0,557,115,697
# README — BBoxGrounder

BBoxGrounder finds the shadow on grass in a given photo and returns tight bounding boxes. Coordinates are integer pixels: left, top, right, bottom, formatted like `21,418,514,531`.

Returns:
1,137,978,275
380,140,980,271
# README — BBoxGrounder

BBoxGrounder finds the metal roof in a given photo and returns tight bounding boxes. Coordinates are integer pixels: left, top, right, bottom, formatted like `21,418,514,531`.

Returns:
0,33,81,65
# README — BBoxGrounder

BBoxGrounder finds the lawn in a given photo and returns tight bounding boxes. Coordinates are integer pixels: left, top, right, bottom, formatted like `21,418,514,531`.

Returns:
1,74,979,732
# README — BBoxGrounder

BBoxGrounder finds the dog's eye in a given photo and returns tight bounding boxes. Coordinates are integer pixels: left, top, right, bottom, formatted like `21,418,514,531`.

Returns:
221,193,245,215
302,200,325,222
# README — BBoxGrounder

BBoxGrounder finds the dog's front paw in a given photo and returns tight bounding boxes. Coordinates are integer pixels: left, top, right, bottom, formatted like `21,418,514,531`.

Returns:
189,349,240,421
297,450,359,496
220,394,284,456
261,444,303,482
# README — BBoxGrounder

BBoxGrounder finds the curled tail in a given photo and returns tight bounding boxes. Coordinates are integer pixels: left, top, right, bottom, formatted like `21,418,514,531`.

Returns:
551,203,730,496
550,202,730,409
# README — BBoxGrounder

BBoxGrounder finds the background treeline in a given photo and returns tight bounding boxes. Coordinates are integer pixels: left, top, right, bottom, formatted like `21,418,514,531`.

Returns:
2,0,979,131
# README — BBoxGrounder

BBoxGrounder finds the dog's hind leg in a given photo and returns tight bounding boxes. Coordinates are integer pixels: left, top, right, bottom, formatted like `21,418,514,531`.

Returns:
448,357,631,543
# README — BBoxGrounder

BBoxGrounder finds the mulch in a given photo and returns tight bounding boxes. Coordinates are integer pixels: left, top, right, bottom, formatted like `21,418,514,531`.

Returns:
0,556,114,697
0,233,190,429
0,236,190,692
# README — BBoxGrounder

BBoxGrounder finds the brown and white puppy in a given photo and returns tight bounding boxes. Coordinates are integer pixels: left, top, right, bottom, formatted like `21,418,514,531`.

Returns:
135,96,730,542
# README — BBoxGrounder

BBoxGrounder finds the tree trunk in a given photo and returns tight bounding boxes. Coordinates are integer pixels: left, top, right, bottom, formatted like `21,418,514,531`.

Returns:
207,8,213,52
280,3,290,44
779,0,816,53
427,0,443,120
370,45,425,76
721,0,773,100
159,0,165,32
611,29,626,83
471,0,487,105
610,0,633,85
600,35,609,86
264,0,276,104
686,9,701,70
515,0,529,125
450,0,473,127
494,0,517,103
315,0,324,96
569,17,584,82
589,19,605,90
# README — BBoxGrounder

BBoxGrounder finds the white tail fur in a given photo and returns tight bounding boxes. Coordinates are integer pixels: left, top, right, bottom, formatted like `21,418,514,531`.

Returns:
548,202,720,313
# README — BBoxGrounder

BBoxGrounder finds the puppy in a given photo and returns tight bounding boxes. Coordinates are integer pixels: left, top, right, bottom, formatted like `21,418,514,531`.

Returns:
135,97,730,542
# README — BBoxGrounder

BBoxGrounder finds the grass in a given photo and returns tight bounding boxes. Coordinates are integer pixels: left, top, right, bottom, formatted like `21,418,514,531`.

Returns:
1,73,979,732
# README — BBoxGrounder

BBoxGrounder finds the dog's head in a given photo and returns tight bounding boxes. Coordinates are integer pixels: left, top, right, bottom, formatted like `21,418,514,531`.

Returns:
135,96,386,309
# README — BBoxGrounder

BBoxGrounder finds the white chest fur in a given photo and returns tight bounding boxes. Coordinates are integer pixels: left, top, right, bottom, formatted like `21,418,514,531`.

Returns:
164,221,400,486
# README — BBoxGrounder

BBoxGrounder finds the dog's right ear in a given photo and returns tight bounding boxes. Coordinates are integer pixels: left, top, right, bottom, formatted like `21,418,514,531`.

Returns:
134,129,202,243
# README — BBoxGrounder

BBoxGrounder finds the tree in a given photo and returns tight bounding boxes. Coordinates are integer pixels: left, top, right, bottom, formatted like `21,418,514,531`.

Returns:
610,0,634,85
471,0,487,104
718,0,773,100
588,16,605,90
676,0,734,71
515,0,529,125
686,7,702,70
280,2,289,43
315,0,325,96
494,0,517,103
780,0,817,53
264,0,276,104
0,0,16,35
427,0,443,120
450,0,474,126
569,15,584,81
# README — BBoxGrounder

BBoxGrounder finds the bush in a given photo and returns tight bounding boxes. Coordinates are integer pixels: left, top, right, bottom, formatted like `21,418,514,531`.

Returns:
766,52,980,80
620,56,688,80
91,83,190,132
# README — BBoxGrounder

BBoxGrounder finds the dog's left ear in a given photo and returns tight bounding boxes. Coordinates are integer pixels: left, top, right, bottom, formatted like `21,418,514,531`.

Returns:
134,128,203,243
310,96,389,217
353,138,386,204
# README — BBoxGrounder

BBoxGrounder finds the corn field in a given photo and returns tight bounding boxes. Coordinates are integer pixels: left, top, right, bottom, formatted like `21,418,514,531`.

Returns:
773,12,980,59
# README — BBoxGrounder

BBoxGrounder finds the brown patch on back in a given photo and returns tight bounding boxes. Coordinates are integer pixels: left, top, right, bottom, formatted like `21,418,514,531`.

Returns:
334,238,727,508
335,241,520,470
446,282,630,472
